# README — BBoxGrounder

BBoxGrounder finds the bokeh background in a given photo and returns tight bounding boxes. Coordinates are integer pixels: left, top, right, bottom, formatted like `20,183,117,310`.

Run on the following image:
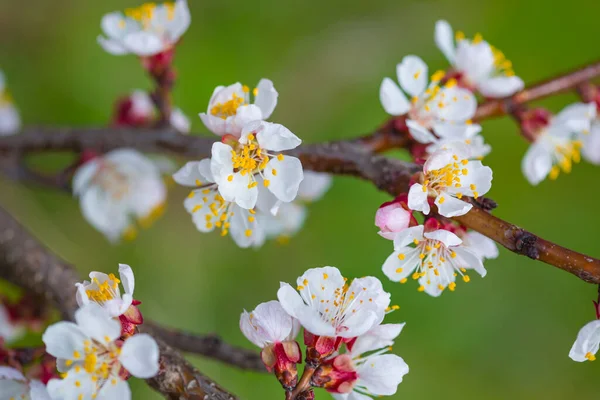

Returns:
1,0,599,398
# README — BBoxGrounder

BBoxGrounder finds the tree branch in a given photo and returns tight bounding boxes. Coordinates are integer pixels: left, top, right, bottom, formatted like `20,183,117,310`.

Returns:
0,205,241,399
1,127,599,284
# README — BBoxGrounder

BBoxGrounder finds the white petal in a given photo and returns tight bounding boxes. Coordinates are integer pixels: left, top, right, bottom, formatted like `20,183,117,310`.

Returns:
120,334,160,378
379,78,410,116
406,119,436,143
97,36,128,55
47,372,95,400
122,32,165,56
100,12,129,39
462,231,499,260
232,104,264,133
42,322,87,360
397,55,428,97
119,264,135,296
424,229,462,247
522,142,552,185
254,79,278,119
255,122,302,152
569,320,600,362
453,247,487,277
240,300,295,347
74,303,121,345
435,194,472,217
582,122,600,164
264,156,304,203
228,206,262,248
356,354,409,395
424,149,456,172
455,41,495,84
350,323,405,356
167,0,191,41
407,184,430,215
72,160,100,196
433,122,480,140
478,76,524,98
436,86,477,121
392,225,425,249
382,248,420,282
277,283,336,337
554,102,597,133
434,20,456,63
210,142,235,183
0,378,28,400
218,172,258,209
199,113,231,137
170,108,191,133
297,171,332,201
30,380,52,400
96,378,131,400
0,366,25,380
174,159,214,187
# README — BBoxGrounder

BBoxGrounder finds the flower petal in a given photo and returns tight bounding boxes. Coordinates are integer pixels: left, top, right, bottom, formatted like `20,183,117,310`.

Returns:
255,122,302,152
478,76,524,98
264,156,304,203
42,322,87,360
434,194,472,217
356,354,409,395
453,247,487,277
122,31,165,56
120,334,160,378
397,55,428,98
407,184,430,215
569,320,600,362
254,79,278,119
379,78,410,116
434,20,456,63
522,142,552,185
74,303,121,345
406,119,436,143
424,229,462,247
382,248,420,282
392,225,424,249
97,36,128,55
96,378,131,400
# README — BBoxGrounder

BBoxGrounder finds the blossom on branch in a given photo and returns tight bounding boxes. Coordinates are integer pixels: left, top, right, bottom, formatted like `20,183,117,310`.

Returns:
43,304,159,400
98,0,190,57
382,224,487,296
379,55,480,148
113,90,190,133
0,366,50,400
434,20,524,98
408,149,493,217
72,149,168,242
569,320,600,362
277,266,391,357
173,159,265,248
240,300,301,388
200,80,278,137
0,70,21,136
375,195,414,240
522,103,596,185
316,324,409,400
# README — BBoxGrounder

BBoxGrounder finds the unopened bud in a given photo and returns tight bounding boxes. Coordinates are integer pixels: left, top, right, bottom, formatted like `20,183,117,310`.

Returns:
260,341,301,390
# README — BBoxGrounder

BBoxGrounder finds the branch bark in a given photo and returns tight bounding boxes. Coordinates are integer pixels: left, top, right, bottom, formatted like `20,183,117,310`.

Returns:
0,206,241,399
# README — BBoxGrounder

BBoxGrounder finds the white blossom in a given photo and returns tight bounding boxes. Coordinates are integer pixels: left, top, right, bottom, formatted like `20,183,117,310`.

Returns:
569,320,600,362
200,80,278,137
581,118,600,165
330,324,408,400
379,55,480,146
98,0,190,56
173,159,265,248
43,304,159,400
72,149,167,242
0,70,21,136
76,264,135,318
240,300,300,349
435,20,524,98
277,266,390,339
522,102,596,185
461,231,499,261
209,121,304,209
382,225,486,296
375,200,412,241
0,367,50,400
408,149,493,217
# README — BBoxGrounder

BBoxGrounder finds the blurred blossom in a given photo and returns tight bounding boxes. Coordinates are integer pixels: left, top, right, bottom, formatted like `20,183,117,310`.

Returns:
98,0,191,57
0,366,50,400
382,224,486,296
0,304,24,343
522,102,596,185
435,20,524,98
72,149,167,242
0,70,21,136
113,90,190,133
380,55,480,148
200,80,278,137
43,304,159,400
408,149,493,217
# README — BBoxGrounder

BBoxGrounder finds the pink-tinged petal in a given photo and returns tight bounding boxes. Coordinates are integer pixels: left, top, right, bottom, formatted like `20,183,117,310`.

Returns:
434,20,456,63
379,78,410,116
397,55,428,98
407,184,430,215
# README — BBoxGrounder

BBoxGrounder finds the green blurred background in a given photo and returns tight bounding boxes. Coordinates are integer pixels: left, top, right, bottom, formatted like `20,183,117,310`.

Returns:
1,0,599,398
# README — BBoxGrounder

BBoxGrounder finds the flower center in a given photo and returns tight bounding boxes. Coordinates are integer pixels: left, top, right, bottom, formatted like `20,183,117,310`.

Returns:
64,338,122,390
86,274,121,305
210,85,258,119
423,155,472,199
93,162,130,201
125,2,176,29
548,138,582,180
409,74,461,126
228,134,284,189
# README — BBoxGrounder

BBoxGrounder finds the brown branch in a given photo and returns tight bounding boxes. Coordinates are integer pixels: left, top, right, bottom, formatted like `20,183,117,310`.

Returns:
0,205,240,399
475,59,600,120
285,365,316,400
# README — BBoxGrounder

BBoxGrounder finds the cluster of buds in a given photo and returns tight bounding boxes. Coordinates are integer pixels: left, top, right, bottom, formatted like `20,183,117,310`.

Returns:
241,267,408,399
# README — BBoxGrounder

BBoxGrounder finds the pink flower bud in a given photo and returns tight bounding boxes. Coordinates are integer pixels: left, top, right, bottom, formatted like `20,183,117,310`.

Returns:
261,341,301,390
375,199,412,240
312,354,358,393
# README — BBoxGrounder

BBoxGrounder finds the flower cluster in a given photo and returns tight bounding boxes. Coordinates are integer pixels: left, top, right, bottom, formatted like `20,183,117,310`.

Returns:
0,70,21,136
39,264,159,400
0,366,50,400
240,266,408,399
173,79,321,248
